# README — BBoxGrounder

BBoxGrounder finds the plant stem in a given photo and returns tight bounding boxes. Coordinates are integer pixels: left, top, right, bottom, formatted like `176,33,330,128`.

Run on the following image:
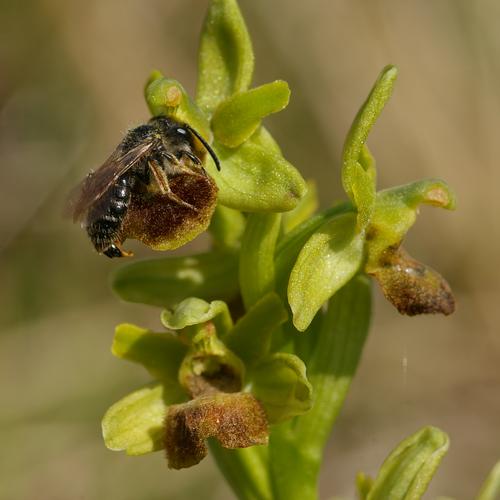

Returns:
209,441,272,500
269,275,372,499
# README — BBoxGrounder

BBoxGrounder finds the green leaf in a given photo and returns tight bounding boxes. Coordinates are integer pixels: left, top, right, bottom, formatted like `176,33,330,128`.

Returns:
205,135,307,213
367,426,449,500
252,353,312,424
212,80,290,148
161,297,233,337
342,65,398,227
239,213,281,309
102,383,184,456
281,180,319,234
225,292,288,366
197,0,254,115
288,212,365,331
112,324,187,383
209,204,246,251
145,72,211,140
476,461,500,500
366,178,456,272
111,251,239,308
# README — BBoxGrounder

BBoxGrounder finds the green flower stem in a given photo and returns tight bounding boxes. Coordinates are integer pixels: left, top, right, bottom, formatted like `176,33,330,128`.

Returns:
269,275,372,499
209,441,272,500
239,213,281,309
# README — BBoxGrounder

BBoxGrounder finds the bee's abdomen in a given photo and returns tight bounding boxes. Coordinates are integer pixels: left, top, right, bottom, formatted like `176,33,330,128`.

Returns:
86,177,132,254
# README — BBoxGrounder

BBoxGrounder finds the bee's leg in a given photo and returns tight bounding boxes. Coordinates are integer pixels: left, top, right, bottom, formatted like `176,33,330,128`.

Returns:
147,160,198,211
103,243,134,258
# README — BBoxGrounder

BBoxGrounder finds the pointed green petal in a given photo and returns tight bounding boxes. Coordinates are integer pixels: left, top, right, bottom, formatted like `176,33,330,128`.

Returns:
197,0,254,115
102,383,184,456
367,426,449,500
252,353,312,424
111,251,239,308
288,212,365,331
212,80,290,148
112,324,187,383
161,297,233,337
342,66,398,228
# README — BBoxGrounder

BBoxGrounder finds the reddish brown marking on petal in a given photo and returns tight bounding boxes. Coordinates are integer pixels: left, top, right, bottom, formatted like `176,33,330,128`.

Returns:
164,392,268,469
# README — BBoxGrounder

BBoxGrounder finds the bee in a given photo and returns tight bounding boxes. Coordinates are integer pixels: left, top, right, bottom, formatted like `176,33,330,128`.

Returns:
68,116,220,258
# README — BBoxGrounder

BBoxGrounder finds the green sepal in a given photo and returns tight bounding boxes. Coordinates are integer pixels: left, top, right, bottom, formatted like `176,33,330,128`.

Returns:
112,323,188,384
161,297,233,338
288,212,365,331
366,178,456,272
239,213,281,309
251,353,312,424
111,251,239,308
102,383,185,456
274,202,353,297
225,292,288,366
367,426,449,500
476,461,500,500
281,180,319,234
209,204,246,251
196,0,254,115
205,134,307,213
212,80,290,148
145,72,211,141
342,65,398,227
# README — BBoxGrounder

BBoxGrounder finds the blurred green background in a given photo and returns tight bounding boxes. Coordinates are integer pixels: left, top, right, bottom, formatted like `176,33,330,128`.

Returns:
1,0,499,498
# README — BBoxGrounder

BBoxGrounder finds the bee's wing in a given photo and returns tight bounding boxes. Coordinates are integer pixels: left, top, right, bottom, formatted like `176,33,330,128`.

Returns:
66,141,155,222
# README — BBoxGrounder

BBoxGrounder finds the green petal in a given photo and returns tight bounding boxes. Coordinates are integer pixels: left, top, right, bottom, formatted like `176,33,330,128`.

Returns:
211,80,290,148
111,251,239,308
196,0,254,115
288,212,365,331
281,180,319,234
342,65,398,227
366,178,456,272
102,383,184,456
161,297,233,337
206,134,307,213
251,353,312,424
367,426,449,500
476,461,500,500
145,73,211,140
209,204,246,251
112,324,188,383
225,292,288,366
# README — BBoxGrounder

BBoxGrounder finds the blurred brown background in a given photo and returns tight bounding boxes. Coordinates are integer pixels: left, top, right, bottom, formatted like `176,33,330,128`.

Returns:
1,0,499,499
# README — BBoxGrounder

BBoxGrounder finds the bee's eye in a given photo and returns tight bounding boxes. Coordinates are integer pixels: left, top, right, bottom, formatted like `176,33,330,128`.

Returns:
176,128,188,136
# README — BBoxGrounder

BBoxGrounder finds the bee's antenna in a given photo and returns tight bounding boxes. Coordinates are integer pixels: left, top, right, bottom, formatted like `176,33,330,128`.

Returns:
184,125,221,171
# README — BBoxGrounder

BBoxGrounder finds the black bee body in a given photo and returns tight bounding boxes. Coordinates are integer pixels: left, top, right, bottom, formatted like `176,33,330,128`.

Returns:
86,175,135,258
69,116,221,258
